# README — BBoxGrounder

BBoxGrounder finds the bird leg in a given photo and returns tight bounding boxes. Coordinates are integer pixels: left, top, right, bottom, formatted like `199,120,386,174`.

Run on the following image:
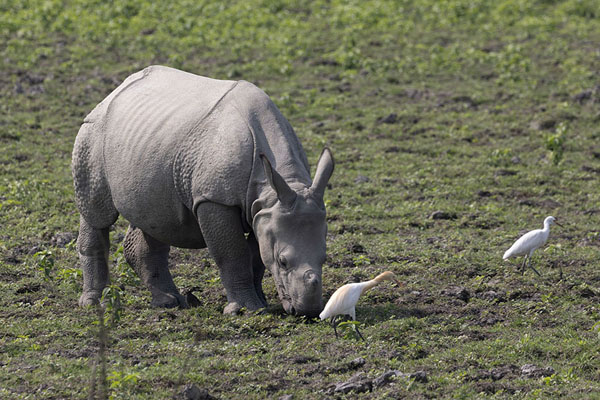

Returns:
559,266,563,281
353,323,366,342
331,316,339,338
526,256,542,277
520,256,528,274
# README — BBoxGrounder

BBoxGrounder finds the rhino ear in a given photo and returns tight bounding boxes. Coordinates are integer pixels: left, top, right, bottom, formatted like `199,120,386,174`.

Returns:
311,148,334,199
260,154,297,207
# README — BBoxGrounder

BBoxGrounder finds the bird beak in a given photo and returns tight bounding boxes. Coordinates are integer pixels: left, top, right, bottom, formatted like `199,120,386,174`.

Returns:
555,221,564,228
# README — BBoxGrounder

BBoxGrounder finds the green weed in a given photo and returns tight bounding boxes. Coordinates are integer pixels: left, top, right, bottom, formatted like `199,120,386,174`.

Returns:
545,122,568,166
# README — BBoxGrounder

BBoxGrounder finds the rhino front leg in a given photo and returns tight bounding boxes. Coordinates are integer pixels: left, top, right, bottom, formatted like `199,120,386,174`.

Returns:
123,225,187,309
247,231,268,308
196,202,266,314
78,216,110,306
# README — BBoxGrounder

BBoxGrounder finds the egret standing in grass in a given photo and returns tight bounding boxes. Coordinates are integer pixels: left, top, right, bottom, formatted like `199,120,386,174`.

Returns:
503,216,563,276
319,271,401,340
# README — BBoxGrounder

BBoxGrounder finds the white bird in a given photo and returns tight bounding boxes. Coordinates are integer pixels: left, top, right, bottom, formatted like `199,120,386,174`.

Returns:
319,271,401,340
503,216,563,276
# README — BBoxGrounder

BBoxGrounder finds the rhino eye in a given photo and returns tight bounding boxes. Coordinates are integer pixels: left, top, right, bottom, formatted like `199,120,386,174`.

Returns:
278,255,289,269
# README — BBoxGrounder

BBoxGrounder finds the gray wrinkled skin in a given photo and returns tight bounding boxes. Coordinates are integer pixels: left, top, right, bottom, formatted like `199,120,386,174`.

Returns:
72,65,334,317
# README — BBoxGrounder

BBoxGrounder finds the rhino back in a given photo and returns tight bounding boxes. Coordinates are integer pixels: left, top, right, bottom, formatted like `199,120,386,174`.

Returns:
99,66,239,245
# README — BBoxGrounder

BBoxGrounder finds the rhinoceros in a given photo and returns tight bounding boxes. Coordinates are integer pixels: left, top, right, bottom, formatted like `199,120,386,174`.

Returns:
72,65,334,317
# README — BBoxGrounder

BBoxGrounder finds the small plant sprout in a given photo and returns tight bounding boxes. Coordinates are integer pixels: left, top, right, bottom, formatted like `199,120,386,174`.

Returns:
34,250,55,282
320,271,402,341
503,216,563,276
101,285,123,326
545,122,567,165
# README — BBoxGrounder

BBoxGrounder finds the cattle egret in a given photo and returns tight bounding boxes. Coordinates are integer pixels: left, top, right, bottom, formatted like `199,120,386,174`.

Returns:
503,216,563,276
319,271,401,340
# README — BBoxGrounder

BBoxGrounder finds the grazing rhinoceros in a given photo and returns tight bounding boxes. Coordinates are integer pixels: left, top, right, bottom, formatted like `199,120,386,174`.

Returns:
72,65,334,317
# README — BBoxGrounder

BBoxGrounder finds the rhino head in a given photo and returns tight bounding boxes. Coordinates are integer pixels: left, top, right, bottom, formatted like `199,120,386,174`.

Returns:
252,148,334,318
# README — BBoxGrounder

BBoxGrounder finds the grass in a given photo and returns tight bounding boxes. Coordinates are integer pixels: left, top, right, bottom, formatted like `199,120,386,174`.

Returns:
1,0,600,398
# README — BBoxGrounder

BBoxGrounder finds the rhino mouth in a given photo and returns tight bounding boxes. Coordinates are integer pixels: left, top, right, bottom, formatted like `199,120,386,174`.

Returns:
282,297,322,318
282,299,296,315
274,273,322,317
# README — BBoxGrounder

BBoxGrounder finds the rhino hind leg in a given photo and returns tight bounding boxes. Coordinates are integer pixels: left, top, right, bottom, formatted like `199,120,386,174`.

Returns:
123,225,187,309
77,216,112,306
196,202,266,314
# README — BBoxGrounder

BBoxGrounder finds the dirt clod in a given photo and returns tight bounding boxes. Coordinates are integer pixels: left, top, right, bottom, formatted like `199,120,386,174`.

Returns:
430,211,457,220
579,286,597,298
373,370,400,388
442,286,470,302
494,169,517,177
354,175,370,184
349,357,366,370
520,364,555,378
373,370,428,388
378,113,398,124
480,290,506,303
332,372,372,394
350,244,366,254
50,232,77,248
181,384,215,400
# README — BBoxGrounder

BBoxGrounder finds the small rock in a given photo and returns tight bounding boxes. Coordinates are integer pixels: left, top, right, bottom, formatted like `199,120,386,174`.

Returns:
333,372,372,394
430,211,457,220
379,113,398,124
373,370,401,388
354,175,370,184
520,364,555,378
511,156,521,164
349,357,366,369
181,384,214,400
278,395,293,400
410,370,428,383
477,190,492,197
373,370,428,388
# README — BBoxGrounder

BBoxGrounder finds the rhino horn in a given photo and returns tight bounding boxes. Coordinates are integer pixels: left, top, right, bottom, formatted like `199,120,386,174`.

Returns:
310,148,334,199
260,154,297,207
